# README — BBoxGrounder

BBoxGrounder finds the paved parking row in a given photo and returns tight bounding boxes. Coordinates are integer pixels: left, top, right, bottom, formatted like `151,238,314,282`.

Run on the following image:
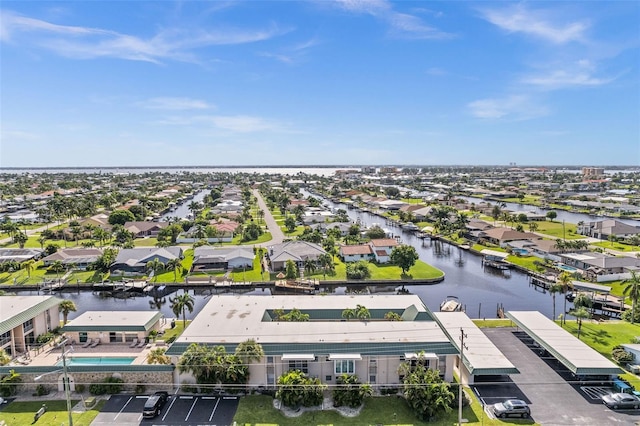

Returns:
479,328,640,425
91,393,239,426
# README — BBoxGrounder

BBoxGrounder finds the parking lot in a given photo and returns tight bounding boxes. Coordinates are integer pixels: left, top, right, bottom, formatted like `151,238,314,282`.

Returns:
477,328,640,425
91,393,239,426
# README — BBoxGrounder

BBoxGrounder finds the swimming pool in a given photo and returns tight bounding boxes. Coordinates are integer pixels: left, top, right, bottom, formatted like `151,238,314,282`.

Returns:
557,264,577,272
58,356,136,366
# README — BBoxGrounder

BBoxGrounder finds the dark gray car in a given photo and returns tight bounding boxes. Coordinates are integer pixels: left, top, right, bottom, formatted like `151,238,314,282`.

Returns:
143,391,169,418
602,393,640,410
492,399,531,418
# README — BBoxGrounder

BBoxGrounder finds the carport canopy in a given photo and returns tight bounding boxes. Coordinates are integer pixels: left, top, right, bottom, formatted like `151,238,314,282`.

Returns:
506,311,622,376
432,312,519,375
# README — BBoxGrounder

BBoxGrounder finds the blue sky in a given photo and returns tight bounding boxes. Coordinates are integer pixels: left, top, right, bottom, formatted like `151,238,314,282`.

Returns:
1,1,638,167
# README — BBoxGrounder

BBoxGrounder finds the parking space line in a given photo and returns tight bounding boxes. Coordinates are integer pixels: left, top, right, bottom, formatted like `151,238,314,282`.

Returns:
185,396,199,421
114,396,133,421
209,397,221,422
162,396,177,422
223,396,237,400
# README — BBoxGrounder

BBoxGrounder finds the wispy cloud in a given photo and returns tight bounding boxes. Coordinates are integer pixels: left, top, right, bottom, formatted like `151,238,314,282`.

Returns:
0,10,286,63
260,37,321,64
523,69,615,89
467,95,548,120
480,4,589,44
334,0,453,40
137,97,213,110
156,114,287,133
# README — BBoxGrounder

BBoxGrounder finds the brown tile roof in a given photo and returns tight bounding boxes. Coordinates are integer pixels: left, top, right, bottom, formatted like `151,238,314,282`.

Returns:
369,238,399,247
340,245,373,255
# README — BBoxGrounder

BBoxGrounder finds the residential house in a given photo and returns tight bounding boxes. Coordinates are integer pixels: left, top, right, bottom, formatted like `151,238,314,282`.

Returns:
310,222,352,237
41,248,103,270
267,241,326,271
79,213,112,230
479,228,541,247
577,220,640,240
110,247,184,275
340,244,374,262
559,252,640,282
165,295,518,388
123,221,169,238
191,246,255,272
369,238,399,263
0,248,44,265
0,295,61,356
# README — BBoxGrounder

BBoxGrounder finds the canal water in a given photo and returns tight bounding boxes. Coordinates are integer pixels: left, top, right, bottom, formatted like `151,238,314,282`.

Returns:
160,190,208,221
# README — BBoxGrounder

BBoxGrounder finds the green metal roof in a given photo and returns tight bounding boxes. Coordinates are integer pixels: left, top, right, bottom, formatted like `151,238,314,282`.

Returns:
166,340,457,357
0,296,62,335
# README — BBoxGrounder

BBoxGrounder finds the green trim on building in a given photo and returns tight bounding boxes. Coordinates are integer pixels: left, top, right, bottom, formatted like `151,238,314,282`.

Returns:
166,341,457,357
0,297,61,335
0,364,175,375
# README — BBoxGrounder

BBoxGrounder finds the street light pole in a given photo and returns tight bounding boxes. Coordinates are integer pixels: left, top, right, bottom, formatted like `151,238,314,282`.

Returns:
458,327,468,426
60,338,73,426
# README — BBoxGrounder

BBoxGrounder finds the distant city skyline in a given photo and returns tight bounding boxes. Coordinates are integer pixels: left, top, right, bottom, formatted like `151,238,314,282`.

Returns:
1,1,639,167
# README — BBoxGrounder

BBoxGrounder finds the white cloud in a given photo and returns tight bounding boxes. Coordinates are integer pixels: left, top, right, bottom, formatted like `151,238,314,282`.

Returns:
523,70,614,89
138,97,213,110
480,4,589,44
334,0,453,40
467,95,547,120
210,115,283,133
0,10,286,63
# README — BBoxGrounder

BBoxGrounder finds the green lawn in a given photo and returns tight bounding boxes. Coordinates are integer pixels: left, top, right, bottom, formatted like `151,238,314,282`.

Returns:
0,399,105,426
506,255,542,272
305,258,444,282
591,241,638,253
529,221,583,240
473,319,515,328
233,393,531,426
564,320,640,388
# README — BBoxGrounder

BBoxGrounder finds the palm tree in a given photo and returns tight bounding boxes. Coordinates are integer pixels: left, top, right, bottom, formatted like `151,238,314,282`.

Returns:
571,306,591,339
342,308,355,321
623,271,640,324
165,258,183,283
303,258,316,278
22,259,35,279
557,272,574,325
59,299,77,324
146,347,171,365
317,253,333,279
355,304,371,320
37,235,48,250
235,339,265,365
146,258,164,282
170,291,195,328
549,282,563,322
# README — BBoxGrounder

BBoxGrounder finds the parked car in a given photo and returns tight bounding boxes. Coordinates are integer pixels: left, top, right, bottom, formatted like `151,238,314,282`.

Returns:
492,399,531,418
602,393,640,410
142,391,169,418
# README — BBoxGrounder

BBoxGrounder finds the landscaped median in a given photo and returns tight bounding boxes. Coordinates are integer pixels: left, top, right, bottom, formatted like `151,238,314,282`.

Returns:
0,399,105,426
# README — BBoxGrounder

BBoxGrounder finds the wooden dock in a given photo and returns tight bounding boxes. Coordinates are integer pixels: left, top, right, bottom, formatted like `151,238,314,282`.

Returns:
275,279,319,294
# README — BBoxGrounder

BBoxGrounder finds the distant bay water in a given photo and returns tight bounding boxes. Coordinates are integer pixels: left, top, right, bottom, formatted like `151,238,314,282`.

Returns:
0,166,351,177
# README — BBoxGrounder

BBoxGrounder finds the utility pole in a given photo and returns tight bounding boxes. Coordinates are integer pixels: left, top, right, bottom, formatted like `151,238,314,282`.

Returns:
60,339,74,426
458,327,468,426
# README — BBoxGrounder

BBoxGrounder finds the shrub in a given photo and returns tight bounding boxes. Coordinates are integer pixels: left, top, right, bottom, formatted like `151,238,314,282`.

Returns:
33,384,49,397
332,374,372,408
75,383,86,393
135,384,146,394
612,345,635,364
89,376,124,395
36,332,55,345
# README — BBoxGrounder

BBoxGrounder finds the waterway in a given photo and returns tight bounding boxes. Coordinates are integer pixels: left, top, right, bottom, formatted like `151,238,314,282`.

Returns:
461,197,640,227
160,190,209,221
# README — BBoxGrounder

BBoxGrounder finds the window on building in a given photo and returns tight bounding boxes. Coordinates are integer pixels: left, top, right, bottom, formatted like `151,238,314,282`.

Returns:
334,360,355,375
0,331,11,347
288,360,309,374
23,319,33,333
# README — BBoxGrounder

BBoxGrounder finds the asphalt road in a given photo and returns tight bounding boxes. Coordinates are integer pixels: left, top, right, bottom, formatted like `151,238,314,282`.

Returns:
91,393,239,426
478,328,640,425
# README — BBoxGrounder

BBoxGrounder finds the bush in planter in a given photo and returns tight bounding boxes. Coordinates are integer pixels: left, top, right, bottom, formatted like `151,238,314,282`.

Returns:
33,384,50,397
612,345,634,364
90,376,124,395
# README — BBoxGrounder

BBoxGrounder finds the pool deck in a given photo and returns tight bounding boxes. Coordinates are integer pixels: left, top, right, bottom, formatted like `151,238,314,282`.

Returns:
22,342,156,367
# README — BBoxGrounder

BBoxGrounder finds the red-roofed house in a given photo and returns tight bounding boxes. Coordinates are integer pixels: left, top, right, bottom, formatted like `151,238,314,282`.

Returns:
339,244,374,262
368,238,399,263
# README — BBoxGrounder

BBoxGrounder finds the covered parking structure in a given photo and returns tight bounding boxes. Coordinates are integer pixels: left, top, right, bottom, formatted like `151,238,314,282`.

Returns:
506,311,622,380
432,312,519,384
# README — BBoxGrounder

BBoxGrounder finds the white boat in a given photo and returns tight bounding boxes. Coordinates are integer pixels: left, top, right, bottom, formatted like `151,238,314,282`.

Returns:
440,296,463,312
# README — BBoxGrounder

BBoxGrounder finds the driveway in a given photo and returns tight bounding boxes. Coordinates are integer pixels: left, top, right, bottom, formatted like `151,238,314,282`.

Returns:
479,328,640,425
